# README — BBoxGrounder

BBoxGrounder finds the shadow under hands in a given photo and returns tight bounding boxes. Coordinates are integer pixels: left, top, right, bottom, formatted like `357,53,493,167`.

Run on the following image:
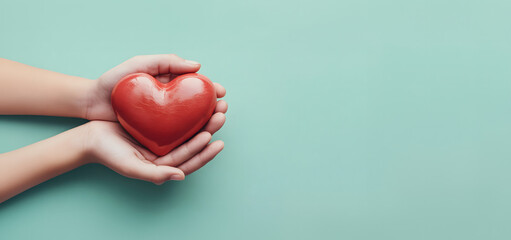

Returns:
1,164,186,213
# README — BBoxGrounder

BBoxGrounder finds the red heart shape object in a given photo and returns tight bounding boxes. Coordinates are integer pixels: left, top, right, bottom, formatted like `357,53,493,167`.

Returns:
111,73,217,156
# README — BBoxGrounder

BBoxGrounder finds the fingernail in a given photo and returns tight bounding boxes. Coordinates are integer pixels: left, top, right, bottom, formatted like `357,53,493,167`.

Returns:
169,174,184,181
185,60,200,65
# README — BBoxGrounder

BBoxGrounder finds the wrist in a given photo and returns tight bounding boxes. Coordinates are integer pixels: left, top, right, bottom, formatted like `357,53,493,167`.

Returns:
77,121,108,164
82,79,117,121
81,79,98,120
68,122,96,165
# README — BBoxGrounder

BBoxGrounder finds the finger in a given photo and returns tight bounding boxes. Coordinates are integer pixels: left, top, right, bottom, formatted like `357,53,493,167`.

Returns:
155,73,183,83
178,141,224,175
116,157,185,185
155,74,172,83
214,83,226,98
202,113,226,134
131,54,201,75
116,128,159,161
153,132,212,166
104,54,201,82
215,100,228,113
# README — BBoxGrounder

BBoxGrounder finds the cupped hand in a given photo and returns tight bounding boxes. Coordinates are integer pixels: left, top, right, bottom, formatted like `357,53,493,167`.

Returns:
85,54,227,122
84,111,227,184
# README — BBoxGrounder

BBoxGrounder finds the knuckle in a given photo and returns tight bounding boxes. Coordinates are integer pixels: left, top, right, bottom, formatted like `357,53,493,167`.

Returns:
182,145,191,158
164,155,175,165
157,155,172,165
129,55,144,62
168,54,184,61
195,154,204,164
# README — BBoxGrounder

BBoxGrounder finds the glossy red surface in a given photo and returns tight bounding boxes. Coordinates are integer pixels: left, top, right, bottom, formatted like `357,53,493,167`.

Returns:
111,73,217,156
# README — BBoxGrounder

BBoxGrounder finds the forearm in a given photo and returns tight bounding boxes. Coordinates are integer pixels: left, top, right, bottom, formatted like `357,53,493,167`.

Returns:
0,124,89,203
0,58,94,118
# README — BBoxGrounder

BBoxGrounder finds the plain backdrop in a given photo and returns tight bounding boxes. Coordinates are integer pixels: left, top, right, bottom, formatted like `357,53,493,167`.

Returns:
1,0,511,239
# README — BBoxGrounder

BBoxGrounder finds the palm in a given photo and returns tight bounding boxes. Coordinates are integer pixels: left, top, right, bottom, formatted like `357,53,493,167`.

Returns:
87,121,225,184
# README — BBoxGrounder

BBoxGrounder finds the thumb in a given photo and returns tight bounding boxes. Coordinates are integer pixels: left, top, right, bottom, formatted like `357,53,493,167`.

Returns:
117,157,185,185
104,54,201,81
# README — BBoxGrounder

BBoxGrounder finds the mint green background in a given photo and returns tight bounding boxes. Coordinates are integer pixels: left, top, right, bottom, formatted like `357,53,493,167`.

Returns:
1,0,511,239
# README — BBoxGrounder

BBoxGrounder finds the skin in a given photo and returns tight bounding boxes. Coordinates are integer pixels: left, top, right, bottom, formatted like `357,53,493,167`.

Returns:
0,55,228,203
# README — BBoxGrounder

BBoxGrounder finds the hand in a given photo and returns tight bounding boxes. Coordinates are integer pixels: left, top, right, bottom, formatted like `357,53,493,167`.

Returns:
85,54,228,122
83,54,228,184
84,119,226,185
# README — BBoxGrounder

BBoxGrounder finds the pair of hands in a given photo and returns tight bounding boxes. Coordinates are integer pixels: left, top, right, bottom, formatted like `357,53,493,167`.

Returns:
83,54,227,184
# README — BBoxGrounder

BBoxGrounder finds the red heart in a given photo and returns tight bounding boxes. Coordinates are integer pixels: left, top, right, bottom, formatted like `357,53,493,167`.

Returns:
111,73,217,156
